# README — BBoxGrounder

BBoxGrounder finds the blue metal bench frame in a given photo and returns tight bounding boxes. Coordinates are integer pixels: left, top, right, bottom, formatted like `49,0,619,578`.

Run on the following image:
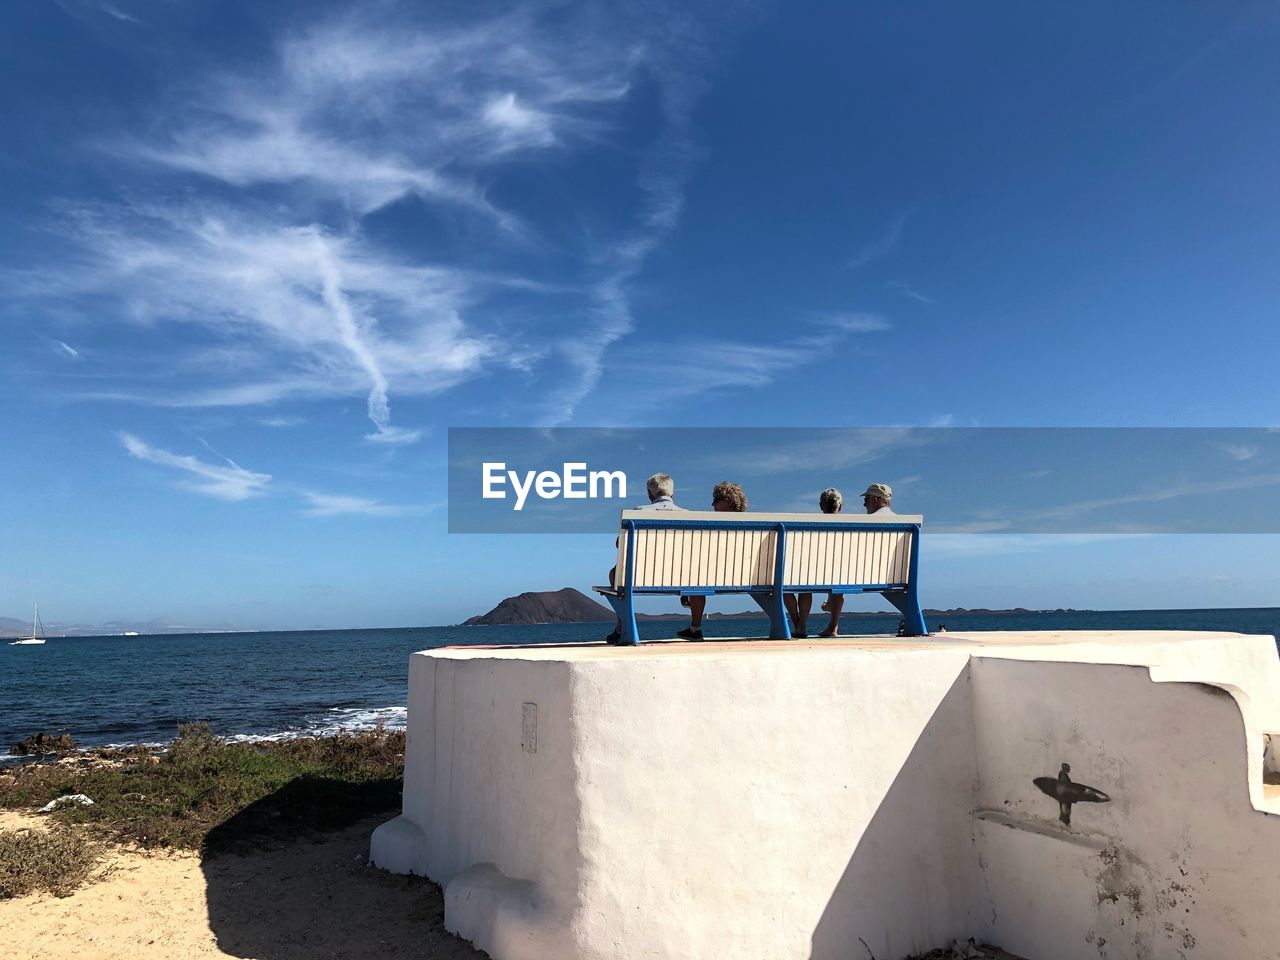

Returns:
594,517,927,645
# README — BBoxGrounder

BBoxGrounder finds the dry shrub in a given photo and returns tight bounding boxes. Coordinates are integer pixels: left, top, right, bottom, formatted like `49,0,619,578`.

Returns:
0,726,406,853
0,826,106,899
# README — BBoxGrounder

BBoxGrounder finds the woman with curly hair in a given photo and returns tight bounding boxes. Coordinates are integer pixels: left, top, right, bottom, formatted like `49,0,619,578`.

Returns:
678,481,748,640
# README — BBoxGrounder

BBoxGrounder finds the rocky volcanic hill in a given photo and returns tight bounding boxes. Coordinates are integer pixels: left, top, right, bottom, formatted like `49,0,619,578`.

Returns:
463,588,614,625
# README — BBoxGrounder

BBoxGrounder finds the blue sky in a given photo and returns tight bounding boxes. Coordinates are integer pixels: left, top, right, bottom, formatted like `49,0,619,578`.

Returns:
3,1,1280,629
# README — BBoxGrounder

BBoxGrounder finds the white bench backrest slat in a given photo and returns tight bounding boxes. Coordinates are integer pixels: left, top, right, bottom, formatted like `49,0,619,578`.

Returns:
615,510,921,591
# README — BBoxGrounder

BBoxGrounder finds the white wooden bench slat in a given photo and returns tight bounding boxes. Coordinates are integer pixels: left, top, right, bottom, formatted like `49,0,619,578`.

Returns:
618,516,922,590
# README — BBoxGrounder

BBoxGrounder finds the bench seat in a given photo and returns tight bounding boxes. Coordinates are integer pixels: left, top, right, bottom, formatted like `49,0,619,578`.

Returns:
593,510,926,644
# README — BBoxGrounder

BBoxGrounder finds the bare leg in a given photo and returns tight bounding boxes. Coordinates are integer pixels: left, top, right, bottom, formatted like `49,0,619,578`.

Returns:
820,594,844,637
688,595,706,630
796,593,813,636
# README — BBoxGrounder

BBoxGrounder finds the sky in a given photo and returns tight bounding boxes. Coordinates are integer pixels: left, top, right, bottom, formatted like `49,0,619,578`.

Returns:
3,0,1280,629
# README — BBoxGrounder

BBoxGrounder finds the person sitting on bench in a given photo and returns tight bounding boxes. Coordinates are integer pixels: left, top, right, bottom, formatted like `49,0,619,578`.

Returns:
678,481,748,640
784,486,843,638
605,473,685,643
820,482,895,637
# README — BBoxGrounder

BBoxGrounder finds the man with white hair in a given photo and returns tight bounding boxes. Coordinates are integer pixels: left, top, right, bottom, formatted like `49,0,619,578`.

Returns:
605,473,685,643
636,472,681,511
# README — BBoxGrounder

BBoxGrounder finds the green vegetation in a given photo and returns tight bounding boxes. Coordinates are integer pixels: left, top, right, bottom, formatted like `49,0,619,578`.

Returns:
0,826,106,899
0,724,405,855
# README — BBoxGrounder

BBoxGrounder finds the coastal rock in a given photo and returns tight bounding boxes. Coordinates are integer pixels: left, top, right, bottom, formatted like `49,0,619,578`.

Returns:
37,793,95,813
10,732,77,756
464,588,613,625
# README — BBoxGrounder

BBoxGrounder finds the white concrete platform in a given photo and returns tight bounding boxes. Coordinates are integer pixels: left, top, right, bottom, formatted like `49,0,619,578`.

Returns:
371,630,1280,960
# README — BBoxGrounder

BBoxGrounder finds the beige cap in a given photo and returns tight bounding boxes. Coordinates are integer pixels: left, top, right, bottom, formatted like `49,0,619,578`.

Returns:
862,483,892,502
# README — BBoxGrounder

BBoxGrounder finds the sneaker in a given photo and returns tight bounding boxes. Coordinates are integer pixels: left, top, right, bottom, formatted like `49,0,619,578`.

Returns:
676,627,703,640
604,629,622,645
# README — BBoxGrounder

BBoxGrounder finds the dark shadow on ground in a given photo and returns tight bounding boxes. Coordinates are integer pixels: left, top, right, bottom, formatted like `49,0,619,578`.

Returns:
202,779,486,960
808,667,1013,960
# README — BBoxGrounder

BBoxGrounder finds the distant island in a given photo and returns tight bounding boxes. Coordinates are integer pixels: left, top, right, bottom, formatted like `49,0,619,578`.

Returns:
463,589,1091,626
463,588,614,625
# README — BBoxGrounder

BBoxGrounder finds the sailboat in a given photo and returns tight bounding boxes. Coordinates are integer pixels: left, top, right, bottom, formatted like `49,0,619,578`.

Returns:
10,603,47,645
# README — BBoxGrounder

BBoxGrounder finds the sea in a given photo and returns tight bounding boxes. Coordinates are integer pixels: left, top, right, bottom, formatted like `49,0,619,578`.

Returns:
3,608,1279,756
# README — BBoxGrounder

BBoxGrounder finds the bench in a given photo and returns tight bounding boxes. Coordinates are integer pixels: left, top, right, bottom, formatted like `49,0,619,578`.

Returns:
593,510,927,645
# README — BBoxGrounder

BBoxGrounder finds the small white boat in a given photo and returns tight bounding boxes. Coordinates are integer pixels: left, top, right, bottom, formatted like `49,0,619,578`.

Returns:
10,603,47,645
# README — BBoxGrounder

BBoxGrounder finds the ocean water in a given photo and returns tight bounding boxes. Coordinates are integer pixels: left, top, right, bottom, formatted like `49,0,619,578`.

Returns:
3,608,1279,753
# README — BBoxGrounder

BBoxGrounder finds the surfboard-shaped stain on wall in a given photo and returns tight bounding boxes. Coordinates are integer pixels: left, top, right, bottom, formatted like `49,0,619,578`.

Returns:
1033,763,1111,826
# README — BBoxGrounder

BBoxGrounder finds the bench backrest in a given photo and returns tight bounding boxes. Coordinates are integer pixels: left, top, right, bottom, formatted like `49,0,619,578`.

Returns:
614,510,923,592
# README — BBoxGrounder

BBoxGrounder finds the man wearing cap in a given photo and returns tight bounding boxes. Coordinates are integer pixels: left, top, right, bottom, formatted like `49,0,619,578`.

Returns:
862,482,895,515
819,482,896,636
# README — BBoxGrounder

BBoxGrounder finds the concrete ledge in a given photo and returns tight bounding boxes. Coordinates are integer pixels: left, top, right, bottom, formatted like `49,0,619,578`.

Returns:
369,815,429,876
375,630,1280,960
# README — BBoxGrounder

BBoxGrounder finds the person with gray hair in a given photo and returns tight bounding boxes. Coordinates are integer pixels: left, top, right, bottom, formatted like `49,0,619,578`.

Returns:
639,472,677,508
605,472,685,644
784,487,843,638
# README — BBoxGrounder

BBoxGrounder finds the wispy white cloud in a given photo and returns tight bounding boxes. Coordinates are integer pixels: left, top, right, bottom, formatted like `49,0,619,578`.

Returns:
298,491,431,518
120,432,271,501
535,6,721,425
707,428,941,477
12,4,725,435
308,230,420,445
126,10,633,224
34,202,498,440
885,279,936,304
1041,472,1280,521
260,415,305,428
816,312,892,334
120,431,428,517
848,209,913,270
54,339,80,359
602,312,891,407
100,4,139,23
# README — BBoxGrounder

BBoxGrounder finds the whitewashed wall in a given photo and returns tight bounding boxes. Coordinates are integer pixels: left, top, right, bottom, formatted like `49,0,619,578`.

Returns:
371,632,1280,960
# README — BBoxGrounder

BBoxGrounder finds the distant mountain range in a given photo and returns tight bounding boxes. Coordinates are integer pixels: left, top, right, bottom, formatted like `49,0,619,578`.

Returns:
0,616,239,638
462,589,1089,626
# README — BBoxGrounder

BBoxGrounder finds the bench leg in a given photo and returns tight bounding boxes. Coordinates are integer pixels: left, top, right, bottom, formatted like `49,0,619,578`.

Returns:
750,591,792,640
601,592,640,646
885,586,928,637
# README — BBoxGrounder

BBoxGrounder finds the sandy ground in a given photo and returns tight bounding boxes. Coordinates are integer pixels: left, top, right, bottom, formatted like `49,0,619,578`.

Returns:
0,814,485,960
